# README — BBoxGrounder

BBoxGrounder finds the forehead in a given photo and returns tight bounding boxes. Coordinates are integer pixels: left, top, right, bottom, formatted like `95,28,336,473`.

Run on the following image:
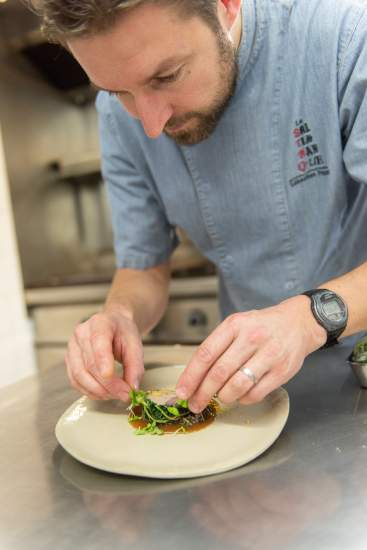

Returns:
68,3,214,90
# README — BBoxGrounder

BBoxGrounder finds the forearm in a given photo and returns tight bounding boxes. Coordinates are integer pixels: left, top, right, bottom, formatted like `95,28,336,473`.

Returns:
320,260,367,338
103,262,171,335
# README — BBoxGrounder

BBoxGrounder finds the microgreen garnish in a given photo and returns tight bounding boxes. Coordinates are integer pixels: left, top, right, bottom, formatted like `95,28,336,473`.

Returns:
127,389,192,435
352,335,367,363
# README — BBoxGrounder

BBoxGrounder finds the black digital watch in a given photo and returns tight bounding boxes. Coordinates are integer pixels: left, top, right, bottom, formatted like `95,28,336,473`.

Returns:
302,289,348,348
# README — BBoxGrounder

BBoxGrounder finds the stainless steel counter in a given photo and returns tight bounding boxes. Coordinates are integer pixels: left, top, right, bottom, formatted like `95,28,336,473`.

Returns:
1,342,367,550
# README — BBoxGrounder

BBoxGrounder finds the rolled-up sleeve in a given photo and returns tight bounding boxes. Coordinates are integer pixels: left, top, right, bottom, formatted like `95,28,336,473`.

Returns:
96,92,178,269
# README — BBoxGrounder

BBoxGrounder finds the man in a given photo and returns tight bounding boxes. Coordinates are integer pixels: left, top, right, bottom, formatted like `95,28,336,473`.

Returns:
31,0,367,413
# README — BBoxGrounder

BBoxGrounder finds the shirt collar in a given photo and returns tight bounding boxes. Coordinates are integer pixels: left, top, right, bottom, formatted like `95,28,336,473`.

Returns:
236,0,258,88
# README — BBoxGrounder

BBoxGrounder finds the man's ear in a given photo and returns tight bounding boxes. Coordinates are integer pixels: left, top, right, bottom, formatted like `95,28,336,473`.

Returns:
218,0,242,31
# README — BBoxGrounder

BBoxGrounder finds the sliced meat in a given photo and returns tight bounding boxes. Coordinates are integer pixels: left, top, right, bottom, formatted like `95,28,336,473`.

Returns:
147,388,178,406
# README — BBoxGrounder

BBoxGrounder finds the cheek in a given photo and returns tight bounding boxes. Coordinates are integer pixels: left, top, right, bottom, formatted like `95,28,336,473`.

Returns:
171,69,219,111
189,53,222,94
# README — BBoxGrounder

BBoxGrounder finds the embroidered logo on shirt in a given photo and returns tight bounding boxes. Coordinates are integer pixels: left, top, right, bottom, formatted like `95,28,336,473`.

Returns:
289,119,330,187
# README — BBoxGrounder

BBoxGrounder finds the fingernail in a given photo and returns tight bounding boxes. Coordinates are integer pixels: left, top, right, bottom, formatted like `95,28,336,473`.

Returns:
176,386,188,399
101,364,112,379
133,379,140,391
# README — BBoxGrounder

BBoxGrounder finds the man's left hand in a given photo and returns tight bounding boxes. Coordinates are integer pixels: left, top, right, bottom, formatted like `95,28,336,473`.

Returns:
175,295,327,412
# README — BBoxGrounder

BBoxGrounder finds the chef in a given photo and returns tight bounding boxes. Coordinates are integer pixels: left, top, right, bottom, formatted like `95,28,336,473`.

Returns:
31,0,367,413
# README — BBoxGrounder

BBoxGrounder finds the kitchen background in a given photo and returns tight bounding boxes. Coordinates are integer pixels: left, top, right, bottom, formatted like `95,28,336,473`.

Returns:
0,0,219,388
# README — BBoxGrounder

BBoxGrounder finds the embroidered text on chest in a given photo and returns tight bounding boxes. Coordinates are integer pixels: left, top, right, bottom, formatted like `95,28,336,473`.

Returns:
289,119,330,187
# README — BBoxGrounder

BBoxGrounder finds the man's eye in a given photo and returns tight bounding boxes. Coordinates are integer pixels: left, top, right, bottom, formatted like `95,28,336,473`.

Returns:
155,68,182,84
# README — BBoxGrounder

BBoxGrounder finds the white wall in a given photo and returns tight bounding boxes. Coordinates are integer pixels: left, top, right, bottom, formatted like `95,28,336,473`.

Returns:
0,123,36,388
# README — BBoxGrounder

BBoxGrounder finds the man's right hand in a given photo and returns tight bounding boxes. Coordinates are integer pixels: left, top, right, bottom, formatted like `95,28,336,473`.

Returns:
64,309,144,402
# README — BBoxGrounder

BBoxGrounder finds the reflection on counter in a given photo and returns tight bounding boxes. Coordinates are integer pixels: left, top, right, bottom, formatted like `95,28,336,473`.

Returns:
54,444,343,550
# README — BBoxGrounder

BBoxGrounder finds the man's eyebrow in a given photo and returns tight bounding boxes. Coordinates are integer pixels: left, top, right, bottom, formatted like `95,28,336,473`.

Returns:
90,54,192,94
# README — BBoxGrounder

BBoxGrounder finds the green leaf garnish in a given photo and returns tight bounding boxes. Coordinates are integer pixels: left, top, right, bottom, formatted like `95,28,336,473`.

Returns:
167,406,180,416
127,389,191,436
352,335,367,363
176,399,189,409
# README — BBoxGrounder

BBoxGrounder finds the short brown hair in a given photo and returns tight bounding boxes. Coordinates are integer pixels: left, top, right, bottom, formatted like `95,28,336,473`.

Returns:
27,0,220,43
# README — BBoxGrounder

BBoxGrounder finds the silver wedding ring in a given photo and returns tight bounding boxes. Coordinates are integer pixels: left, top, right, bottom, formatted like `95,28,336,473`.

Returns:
240,366,258,385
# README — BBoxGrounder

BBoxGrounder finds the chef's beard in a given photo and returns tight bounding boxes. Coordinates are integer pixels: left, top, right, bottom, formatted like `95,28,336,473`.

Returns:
164,29,239,146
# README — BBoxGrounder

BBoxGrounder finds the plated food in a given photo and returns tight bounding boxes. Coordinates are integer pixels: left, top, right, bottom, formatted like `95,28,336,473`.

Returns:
55,365,290,478
128,388,218,435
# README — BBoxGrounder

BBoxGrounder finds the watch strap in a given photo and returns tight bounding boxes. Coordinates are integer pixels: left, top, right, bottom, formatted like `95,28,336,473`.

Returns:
302,289,347,348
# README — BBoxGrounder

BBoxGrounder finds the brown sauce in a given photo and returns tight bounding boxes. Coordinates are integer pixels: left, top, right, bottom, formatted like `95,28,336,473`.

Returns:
129,402,217,434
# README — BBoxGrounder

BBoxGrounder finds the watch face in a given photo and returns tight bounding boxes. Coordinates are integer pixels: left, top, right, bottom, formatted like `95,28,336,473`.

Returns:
316,292,348,328
322,298,343,320
304,289,348,346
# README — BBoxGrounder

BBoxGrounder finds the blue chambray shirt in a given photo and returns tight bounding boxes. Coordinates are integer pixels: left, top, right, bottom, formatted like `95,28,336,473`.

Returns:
96,0,367,320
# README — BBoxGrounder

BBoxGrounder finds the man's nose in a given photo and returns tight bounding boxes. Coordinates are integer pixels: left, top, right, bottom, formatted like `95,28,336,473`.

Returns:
122,92,173,138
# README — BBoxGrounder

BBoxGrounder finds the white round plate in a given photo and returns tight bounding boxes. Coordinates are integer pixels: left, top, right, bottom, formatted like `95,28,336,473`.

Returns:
55,365,290,479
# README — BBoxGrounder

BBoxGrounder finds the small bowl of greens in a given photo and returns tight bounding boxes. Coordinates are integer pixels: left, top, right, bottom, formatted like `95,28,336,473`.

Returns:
348,335,367,388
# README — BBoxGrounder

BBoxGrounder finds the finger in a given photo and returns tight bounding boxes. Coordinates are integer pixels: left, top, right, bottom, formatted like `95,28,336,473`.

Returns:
176,317,238,400
238,371,281,405
231,339,288,403
239,352,298,405
217,361,270,404
114,324,145,390
68,363,107,400
86,316,116,379
68,337,113,399
86,319,131,399
65,352,97,398
78,331,129,400
65,342,111,400
73,327,123,399
186,338,258,413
